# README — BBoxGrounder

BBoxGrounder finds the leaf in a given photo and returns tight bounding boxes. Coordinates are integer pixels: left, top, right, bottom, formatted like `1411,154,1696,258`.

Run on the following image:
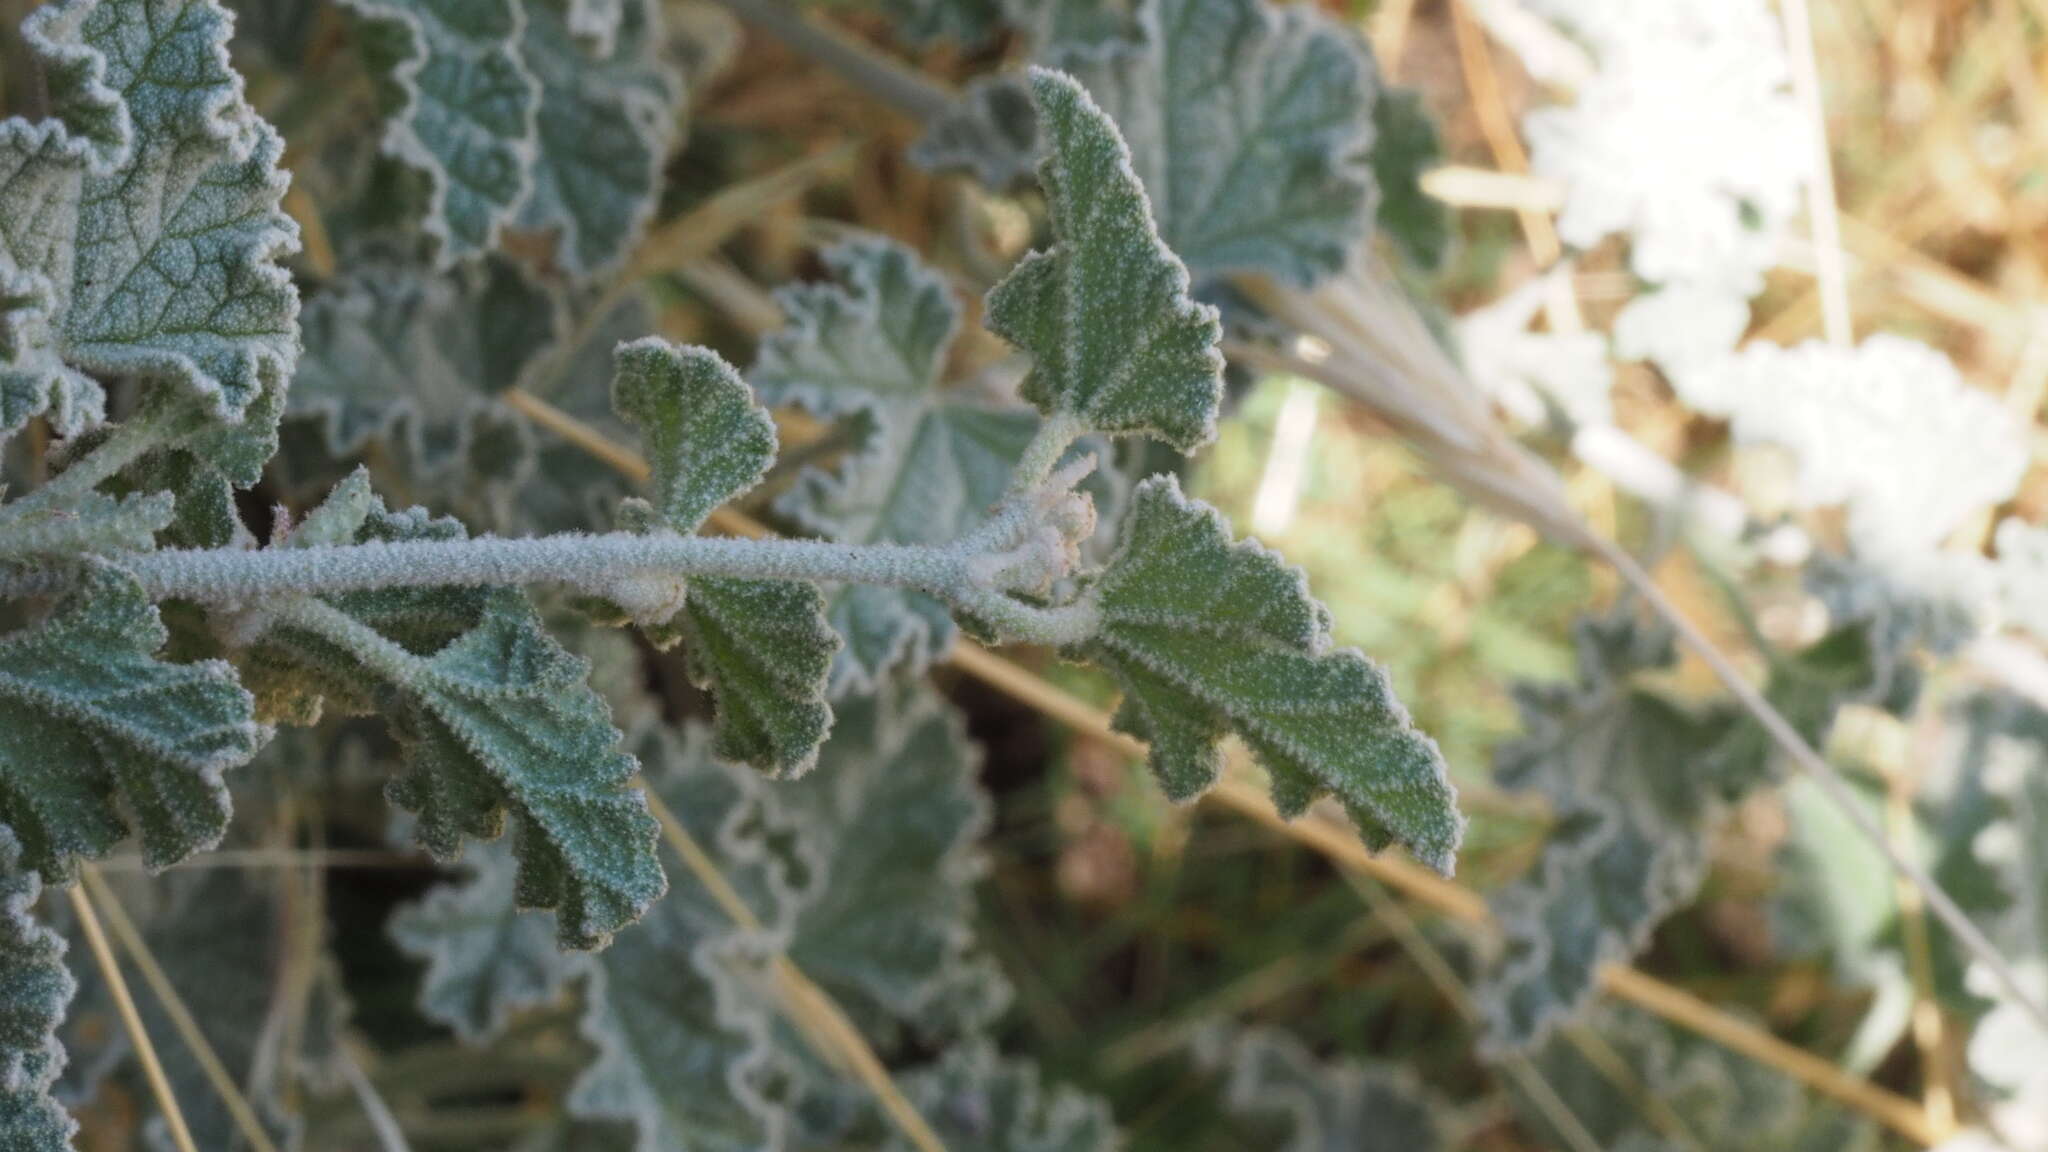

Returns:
341,0,539,263
884,1040,1118,1152
567,724,796,1151
0,832,76,1152
779,678,996,1040
1478,613,1740,1053
984,68,1223,452
754,238,1123,694
1048,0,1381,287
1369,88,1451,272
1072,475,1461,872
0,562,259,881
389,837,578,1042
106,371,288,549
292,255,558,479
1508,1001,1879,1152
1190,1023,1443,1152
0,0,301,430
516,0,681,278
250,482,664,949
608,339,838,776
0,490,171,562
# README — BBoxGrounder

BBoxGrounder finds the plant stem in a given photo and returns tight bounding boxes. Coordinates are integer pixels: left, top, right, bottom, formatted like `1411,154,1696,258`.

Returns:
1006,410,1087,495
1,402,180,523
0,531,979,604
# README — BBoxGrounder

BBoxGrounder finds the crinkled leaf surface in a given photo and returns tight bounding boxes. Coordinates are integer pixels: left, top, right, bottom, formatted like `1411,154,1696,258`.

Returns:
1074,475,1461,872
754,238,1119,694
105,372,286,549
1478,614,1741,1053
389,836,578,1041
880,1040,1118,1152
0,490,170,562
779,679,993,1039
1049,0,1380,286
342,0,538,262
0,563,258,880
610,339,837,776
517,0,680,278
567,723,795,1151
251,481,664,949
0,832,74,1152
0,0,300,436
1191,1023,1441,1152
985,69,1223,452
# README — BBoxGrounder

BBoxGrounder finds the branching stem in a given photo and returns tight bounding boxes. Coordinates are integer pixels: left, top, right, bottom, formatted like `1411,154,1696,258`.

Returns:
0,401,181,524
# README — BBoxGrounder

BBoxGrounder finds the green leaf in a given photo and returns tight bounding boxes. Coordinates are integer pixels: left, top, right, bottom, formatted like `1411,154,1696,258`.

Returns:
0,832,76,1152
1073,475,1461,872
1369,88,1451,272
0,490,171,562
389,837,578,1041
613,338,776,535
885,1040,1118,1152
755,238,1123,694
608,339,837,777
1048,0,1381,287
1191,1023,1443,1152
779,678,996,1039
249,482,664,949
1479,614,1741,1053
377,593,667,950
291,255,557,480
516,0,681,278
107,372,288,549
0,563,259,880
0,0,301,431
341,0,539,263
984,68,1223,452
567,724,794,1151
1509,1001,1880,1152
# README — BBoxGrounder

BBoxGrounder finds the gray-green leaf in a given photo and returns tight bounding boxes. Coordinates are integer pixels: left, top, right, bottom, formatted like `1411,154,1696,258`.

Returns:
517,0,681,278
1479,614,1741,1053
985,68,1223,452
1192,1023,1442,1152
1074,475,1460,873
614,337,775,535
0,563,259,880
342,0,538,262
389,837,577,1041
0,831,75,1152
0,0,301,432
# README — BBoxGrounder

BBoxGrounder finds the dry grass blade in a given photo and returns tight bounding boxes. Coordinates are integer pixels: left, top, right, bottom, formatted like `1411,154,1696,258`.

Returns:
80,866,283,1152
66,881,202,1152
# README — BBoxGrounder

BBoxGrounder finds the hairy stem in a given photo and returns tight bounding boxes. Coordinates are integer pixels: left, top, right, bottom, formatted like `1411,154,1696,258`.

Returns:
1,402,181,523
1006,410,1088,495
0,531,984,604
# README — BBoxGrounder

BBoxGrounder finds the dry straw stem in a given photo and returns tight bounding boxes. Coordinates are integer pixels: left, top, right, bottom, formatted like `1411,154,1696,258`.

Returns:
65,881,201,1152
500,387,1942,1146
80,866,284,1152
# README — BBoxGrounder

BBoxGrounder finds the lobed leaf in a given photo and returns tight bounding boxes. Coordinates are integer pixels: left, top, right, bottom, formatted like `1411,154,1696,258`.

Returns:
0,563,259,880
517,0,681,278
608,339,837,776
881,1040,1118,1152
985,69,1223,452
342,0,539,263
1191,1022,1443,1152
1479,614,1739,1053
0,832,75,1152
0,0,301,436
1073,475,1461,873
389,837,578,1042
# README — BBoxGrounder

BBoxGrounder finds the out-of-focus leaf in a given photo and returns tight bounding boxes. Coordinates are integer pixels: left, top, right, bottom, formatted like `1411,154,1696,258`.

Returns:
0,831,75,1152
389,837,578,1041
1191,1022,1442,1152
